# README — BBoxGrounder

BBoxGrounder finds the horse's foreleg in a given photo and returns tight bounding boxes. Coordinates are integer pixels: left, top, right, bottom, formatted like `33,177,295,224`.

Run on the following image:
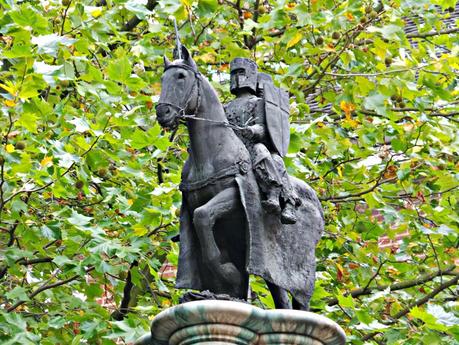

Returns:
193,187,240,283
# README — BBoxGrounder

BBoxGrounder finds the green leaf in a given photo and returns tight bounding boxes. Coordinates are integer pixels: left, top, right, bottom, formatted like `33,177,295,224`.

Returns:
16,112,38,133
67,211,92,227
31,34,75,57
367,24,404,40
53,255,74,266
125,0,152,19
337,293,355,308
107,56,131,83
5,287,29,301
363,93,387,115
197,0,218,12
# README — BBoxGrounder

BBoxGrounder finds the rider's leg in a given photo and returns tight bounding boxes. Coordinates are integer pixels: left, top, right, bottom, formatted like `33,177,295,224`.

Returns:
252,144,282,213
271,153,297,224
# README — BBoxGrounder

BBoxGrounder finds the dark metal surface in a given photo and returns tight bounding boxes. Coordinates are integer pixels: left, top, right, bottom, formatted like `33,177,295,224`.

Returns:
264,83,290,157
156,47,324,310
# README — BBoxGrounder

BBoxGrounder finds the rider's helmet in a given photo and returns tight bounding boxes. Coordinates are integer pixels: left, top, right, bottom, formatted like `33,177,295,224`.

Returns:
256,72,273,97
230,58,257,95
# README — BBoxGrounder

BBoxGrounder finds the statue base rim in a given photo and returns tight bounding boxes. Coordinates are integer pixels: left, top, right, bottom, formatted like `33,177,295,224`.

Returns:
135,300,346,345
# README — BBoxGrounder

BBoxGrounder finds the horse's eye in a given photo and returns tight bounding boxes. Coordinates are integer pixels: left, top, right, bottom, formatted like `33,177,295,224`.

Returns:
177,73,186,79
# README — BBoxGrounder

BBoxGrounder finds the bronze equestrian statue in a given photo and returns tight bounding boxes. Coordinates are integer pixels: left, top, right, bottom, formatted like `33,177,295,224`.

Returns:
155,46,324,310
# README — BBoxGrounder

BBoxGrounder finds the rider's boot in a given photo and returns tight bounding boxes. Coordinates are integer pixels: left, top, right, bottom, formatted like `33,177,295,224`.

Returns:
262,187,281,214
281,200,297,224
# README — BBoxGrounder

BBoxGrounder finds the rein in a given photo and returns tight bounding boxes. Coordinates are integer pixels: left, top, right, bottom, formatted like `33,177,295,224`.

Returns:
157,64,244,131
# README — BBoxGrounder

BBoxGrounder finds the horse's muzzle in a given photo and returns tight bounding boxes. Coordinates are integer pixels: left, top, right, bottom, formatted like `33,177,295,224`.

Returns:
155,104,177,129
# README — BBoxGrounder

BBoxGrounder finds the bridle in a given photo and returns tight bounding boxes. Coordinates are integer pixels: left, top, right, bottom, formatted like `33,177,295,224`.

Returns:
156,64,202,123
156,63,246,130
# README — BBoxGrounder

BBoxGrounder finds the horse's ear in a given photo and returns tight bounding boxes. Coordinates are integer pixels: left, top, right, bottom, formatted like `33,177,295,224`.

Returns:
181,46,197,71
164,55,171,69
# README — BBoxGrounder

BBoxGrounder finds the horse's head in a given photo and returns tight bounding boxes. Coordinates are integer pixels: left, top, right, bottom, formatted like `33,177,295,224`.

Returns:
156,46,200,130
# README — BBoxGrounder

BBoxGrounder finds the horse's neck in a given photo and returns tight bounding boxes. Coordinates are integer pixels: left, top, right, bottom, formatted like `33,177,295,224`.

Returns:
186,79,241,174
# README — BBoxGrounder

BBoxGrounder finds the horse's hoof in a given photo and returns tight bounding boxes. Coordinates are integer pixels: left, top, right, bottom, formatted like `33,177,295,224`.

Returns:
220,262,241,283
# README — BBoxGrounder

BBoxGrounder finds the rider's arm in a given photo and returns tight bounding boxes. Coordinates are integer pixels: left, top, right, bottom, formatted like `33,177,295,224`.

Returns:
249,98,267,141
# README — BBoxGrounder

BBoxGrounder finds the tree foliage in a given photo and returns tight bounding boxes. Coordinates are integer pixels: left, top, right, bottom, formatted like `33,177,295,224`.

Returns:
0,0,458,344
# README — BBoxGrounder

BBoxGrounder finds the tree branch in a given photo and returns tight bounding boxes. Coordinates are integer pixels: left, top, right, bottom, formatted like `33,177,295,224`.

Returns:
1,116,111,207
406,27,459,39
362,274,459,341
393,273,459,319
324,62,434,78
6,266,95,312
321,176,397,202
16,257,53,266
112,261,138,321
327,265,457,306
121,0,158,32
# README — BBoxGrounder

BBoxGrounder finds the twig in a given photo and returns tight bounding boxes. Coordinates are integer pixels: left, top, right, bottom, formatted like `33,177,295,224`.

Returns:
362,259,387,292
6,266,95,312
310,157,361,181
324,63,434,78
194,14,218,45
321,176,397,202
60,0,72,35
406,27,459,39
426,235,443,284
146,223,172,237
2,116,111,206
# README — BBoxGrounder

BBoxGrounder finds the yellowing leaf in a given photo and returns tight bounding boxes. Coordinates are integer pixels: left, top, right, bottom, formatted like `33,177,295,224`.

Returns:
5,144,15,153
133,224,148,236
91,8,103,17
127,199,134,206
0,82,17,96
341,101,358,128
337,166,343,177
198,53,215,63
3,99,16,107
324,43,336,52
40,156,53,167
345,12,354,21
287,32,302,49
403,123,414,132
340,100,356,117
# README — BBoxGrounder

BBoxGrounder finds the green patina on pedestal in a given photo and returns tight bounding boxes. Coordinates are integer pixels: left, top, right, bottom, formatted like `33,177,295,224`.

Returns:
135,300,346,345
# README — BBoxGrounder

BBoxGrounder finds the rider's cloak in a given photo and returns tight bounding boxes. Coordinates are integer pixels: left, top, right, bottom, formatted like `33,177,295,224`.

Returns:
175,170,324,308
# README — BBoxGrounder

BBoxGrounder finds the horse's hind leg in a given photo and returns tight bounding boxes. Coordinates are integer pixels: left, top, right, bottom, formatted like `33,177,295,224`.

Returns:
292,297,309,311
193,186,243,294
266,281,292,309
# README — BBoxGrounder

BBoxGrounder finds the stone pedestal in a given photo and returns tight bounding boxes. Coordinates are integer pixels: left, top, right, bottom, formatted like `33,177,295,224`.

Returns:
135,300,346,345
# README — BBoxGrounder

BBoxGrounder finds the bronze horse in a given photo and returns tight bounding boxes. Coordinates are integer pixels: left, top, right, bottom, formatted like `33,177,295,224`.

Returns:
155,46,324,309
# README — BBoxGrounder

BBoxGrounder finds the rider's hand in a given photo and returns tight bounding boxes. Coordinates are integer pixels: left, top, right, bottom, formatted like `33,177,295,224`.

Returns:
240,126,254,139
